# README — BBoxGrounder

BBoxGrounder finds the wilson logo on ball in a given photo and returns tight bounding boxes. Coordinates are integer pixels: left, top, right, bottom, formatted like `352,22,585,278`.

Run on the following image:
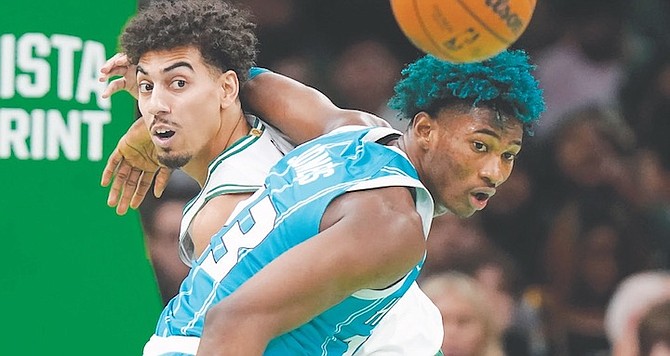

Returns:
390,0,536,63
485,0,524,34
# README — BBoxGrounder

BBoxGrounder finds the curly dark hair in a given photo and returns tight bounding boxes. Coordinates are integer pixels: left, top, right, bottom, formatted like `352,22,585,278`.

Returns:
120,0,257,83
388,50,545,134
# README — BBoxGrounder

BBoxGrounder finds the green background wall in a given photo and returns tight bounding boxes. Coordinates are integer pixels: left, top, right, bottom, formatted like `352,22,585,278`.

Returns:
0,0,162,354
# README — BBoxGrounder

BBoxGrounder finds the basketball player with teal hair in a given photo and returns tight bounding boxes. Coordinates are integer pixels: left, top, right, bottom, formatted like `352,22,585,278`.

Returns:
101,1,544,350
388,51,544,132
193,49,544,355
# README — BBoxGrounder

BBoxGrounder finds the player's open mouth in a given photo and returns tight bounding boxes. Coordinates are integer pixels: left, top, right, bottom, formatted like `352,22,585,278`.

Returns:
151,126,177,148
470,190,494,210
474,192,489,201
154,129,175,140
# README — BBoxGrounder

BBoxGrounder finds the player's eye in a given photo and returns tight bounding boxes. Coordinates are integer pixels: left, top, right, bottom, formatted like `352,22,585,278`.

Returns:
170,80,186,89
502,152,517,162
473,141,487,152
138,82,153,93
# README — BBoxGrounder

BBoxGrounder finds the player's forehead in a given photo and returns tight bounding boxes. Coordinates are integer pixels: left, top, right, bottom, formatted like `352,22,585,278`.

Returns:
137,46,207,76
443,106,524,144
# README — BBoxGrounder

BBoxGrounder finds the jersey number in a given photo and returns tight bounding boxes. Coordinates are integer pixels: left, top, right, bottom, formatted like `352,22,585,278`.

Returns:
200,194,277,281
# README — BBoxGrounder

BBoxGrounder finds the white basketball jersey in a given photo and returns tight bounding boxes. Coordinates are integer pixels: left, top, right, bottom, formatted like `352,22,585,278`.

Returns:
178,115,292,266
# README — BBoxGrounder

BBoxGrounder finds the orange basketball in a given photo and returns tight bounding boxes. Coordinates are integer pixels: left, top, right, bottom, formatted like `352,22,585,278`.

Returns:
390,0,536,63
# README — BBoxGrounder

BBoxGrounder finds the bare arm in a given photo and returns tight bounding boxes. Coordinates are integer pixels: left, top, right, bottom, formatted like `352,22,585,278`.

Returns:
196,186,425,355
189,193,253,258
99,54,391,213
241,71,391,145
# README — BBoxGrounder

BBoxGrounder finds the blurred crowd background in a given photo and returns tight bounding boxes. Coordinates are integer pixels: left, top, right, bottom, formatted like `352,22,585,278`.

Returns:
139,0,670,355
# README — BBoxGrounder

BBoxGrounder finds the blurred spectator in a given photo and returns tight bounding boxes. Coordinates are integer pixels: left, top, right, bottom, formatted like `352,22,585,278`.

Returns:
139,171,199,305
459,245,533,356
424,229,538,356
327,38,404,129
533,104,640,227
632,148,670,269
294,0,421,63
421,213,490,278
232,0,316,67
620,54,670,159
479,158,547,285
550,105,635,197
637,299,670,356
532,0,627,140
619,53,670,268
534,102,670,246
532,104,658,355
421,271,505,356
625,0,670,67
266,52,322,88
545,214,629,355
605,271,670,356
512,0,564,57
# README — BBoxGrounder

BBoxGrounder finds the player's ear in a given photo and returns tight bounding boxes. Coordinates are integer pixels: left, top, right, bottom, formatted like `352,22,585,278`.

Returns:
218,70,239,109
411,112,434,150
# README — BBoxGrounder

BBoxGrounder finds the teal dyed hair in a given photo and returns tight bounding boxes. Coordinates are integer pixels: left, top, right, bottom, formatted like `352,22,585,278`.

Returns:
388,50,545,132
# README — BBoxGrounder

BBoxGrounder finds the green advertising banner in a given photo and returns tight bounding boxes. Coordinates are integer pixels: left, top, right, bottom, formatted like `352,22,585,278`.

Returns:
0,0,162,354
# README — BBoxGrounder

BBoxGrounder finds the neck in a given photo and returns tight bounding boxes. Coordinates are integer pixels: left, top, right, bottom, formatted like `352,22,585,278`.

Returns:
397,131,425,185
185,113,250,186
394,134,407,152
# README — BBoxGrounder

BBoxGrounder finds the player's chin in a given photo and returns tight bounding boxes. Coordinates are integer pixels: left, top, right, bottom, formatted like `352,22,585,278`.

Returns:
157,153,191,169
454,209,477,218
450,201,477,218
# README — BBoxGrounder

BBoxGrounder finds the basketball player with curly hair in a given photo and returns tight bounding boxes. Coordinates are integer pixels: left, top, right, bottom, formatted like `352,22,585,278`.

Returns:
103,0,436,354
100,0,544,354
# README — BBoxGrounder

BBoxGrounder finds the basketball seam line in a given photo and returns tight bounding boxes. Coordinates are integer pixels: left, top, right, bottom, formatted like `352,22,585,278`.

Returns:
455,0,511,45
411,0,458,61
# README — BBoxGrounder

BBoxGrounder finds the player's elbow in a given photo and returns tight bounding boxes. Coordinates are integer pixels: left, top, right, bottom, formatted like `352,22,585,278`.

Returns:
203,301,237,338
354,110,391,128
329,109,391,130
203,299,275,348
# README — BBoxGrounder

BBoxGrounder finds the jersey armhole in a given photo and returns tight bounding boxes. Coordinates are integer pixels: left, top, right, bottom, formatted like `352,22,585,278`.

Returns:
248,67,270,80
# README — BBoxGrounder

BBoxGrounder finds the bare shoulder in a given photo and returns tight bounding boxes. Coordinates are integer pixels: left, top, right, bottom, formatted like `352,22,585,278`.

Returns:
321,186,422,230
242,71,390,143
320,186,426,290
190,192,253,256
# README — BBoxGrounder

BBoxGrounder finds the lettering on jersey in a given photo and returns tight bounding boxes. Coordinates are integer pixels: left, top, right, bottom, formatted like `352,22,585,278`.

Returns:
287,144,335,185
200,194,277,281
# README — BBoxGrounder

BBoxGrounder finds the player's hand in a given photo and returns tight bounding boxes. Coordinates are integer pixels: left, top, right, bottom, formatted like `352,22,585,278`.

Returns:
99,52,139,100
101,118,172,215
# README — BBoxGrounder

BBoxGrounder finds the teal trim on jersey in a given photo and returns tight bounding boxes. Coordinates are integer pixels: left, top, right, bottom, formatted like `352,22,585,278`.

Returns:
248,67,269,80
380,165,414,178
273,177,369,227
435,350,444,356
